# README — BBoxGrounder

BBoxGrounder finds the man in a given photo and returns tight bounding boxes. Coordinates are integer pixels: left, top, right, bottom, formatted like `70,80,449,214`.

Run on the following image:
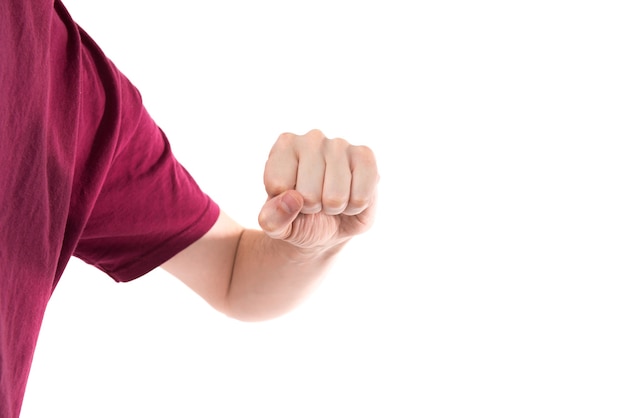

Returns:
0,0,378,416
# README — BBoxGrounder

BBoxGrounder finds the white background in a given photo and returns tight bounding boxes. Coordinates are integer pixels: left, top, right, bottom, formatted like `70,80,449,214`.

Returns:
21,1,626,417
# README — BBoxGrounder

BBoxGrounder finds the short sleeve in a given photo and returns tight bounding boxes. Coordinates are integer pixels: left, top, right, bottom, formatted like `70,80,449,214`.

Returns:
73,105,220,282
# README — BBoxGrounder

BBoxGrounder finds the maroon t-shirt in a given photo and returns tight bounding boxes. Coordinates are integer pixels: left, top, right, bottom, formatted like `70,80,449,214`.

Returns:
0,1,220,415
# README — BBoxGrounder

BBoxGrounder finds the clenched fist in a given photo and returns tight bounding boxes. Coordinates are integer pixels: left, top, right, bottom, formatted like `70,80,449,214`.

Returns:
258,129,378,249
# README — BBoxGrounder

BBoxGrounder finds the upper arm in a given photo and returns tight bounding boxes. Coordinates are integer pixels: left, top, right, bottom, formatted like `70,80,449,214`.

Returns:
160,210,244,314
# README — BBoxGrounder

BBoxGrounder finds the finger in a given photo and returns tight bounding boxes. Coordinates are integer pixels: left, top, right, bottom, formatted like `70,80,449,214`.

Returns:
344,145,379,216
295,146,325,215
258,190,304,240
321,139,351,215
264,133,298,197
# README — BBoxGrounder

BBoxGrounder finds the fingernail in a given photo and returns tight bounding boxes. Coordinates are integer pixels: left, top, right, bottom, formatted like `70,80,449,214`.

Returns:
280,192,299,215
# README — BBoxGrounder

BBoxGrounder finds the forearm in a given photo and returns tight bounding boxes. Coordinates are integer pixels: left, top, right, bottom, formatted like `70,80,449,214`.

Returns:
224,228,348,322
161,130,376,323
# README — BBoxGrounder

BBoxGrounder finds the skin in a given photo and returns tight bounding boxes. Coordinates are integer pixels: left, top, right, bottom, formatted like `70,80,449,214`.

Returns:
161,129,378,322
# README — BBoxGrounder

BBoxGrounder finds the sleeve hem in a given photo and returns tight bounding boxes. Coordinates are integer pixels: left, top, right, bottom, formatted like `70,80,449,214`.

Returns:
102,199,220,283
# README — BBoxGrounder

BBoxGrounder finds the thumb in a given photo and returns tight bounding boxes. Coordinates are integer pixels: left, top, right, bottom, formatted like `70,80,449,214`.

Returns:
258,190,304,240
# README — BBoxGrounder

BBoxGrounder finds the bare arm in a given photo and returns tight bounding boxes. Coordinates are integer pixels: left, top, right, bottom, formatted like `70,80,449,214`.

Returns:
162,129,378,322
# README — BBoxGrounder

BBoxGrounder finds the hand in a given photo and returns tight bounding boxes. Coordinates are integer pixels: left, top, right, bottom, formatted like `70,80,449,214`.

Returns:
258,129,378,250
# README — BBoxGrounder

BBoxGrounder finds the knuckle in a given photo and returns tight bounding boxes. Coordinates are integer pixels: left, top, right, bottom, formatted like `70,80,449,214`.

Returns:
273,132,296,151
258,208,289,239
325,136,349,151
257,211,271,231
323,195,348,212
299,190,320,205
349,194,370,211
264,167,293,194
298,192,322,213
350,144,376,162
305,129,326,142
264,177,292,196
277,132,296,142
